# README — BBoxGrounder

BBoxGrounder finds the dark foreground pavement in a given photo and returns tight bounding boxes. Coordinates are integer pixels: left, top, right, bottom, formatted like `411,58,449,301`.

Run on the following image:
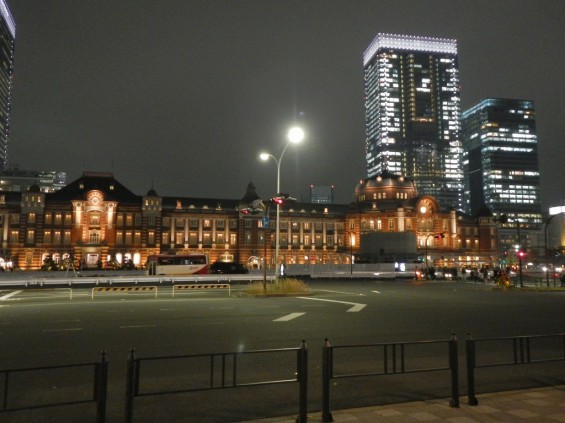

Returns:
241,386,565,422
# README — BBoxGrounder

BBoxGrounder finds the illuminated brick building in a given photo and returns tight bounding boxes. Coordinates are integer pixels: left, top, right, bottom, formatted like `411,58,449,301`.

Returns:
0,171,497,271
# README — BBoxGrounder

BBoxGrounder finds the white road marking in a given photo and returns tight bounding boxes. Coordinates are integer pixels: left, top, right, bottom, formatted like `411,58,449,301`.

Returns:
319,289,365,296
43,328,83,332
274,312,305,322
119,325,157,329
0,290,22,301
372,290,381,294
297,297,367,312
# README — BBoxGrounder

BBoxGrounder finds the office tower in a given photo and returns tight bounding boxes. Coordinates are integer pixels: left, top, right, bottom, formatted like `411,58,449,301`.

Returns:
363,33,463,211
0,168,67,192
0,0,14,171
461,98,542,248
309,184,334,204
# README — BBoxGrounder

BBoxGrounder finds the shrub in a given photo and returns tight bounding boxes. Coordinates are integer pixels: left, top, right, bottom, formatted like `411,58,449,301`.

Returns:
246,278,310,295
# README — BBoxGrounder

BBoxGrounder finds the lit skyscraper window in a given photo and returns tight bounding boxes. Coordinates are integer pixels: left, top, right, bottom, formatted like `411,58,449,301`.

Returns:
363,33,463,211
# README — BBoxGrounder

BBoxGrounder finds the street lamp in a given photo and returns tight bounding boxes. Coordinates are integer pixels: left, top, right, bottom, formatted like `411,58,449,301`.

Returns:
544,211,565,287
345,231,355,275
499,215,523,288
259,126,305,278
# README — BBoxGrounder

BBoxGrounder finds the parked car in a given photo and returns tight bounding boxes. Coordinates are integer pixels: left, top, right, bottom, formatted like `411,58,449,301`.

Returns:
209,261,249,274
103,260,122,270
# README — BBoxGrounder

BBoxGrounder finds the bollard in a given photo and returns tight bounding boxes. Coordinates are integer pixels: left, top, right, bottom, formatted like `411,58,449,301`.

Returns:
296,340,308,423
95,350,108,423
124,348,136,423
466,334,478,405
448,332,459,408
321,338,333,422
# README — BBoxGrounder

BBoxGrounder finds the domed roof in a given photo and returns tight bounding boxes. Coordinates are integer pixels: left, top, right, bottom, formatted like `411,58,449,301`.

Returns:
360,171,415,190
28,184,40,192
146,188,158,196
355,171,417,204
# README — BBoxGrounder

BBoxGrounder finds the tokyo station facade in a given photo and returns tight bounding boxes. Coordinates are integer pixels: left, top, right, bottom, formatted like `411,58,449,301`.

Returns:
0,171,498,271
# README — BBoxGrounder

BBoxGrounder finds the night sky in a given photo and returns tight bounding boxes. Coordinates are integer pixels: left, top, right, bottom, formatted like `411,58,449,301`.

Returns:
7,1,565,209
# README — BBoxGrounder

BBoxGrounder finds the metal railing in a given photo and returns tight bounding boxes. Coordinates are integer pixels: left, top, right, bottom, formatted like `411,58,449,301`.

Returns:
0,351,108,422
466,333,565,405
0,274,276,288
1,334,563,422
321,334,459,422
124,341,308,423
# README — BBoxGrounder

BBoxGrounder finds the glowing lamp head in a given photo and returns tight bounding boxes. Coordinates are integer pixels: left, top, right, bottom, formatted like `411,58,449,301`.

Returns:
287,126,305,144
259,153,270,161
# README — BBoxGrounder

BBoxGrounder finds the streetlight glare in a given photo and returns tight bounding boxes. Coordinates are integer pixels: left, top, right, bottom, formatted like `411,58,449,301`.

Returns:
287,126,305,144
258,125,306,278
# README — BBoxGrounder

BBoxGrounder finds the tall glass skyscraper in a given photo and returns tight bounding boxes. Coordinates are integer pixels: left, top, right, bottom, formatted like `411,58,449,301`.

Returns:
461,98,542,239
363,33,463,211
0,0,15,171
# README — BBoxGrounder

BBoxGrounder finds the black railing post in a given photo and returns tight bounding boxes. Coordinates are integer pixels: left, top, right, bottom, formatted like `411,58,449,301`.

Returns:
296,340,308,423
96,350,108,423
124,348,136,423
321,338,333,422
448,332,459,408
466,333,478,405
2,370,9,411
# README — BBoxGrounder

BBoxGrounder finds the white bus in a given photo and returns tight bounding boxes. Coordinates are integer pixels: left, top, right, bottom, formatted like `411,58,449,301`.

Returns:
145,254,209,276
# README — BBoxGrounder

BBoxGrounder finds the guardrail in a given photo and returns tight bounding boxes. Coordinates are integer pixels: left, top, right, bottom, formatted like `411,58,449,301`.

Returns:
124,341,308,423
0,352,108,422
0,274,276,288
1,334,564,421
321,334,460,422
466,333,565,406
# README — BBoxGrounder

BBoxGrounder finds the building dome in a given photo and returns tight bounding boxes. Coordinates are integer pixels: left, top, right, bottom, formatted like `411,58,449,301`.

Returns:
355,171,417,203
146,188,158,196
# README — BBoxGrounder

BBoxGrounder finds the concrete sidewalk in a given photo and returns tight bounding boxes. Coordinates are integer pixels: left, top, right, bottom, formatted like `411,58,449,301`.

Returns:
242,385,565,422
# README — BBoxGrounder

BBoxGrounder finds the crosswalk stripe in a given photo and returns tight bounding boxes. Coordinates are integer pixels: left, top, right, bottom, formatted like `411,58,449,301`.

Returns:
274,312,305,322
0,290,21,301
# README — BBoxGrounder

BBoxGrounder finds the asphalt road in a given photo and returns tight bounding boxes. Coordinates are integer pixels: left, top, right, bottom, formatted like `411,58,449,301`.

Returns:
0,278,564,422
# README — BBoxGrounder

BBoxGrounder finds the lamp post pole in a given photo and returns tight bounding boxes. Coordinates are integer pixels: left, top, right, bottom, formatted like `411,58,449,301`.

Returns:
505,216,523,288
497,214,523,287
424,233,445,280
260,127,304,278
511,218,523,288
544,212,565,287
345,231,355,275
424,234,434,279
